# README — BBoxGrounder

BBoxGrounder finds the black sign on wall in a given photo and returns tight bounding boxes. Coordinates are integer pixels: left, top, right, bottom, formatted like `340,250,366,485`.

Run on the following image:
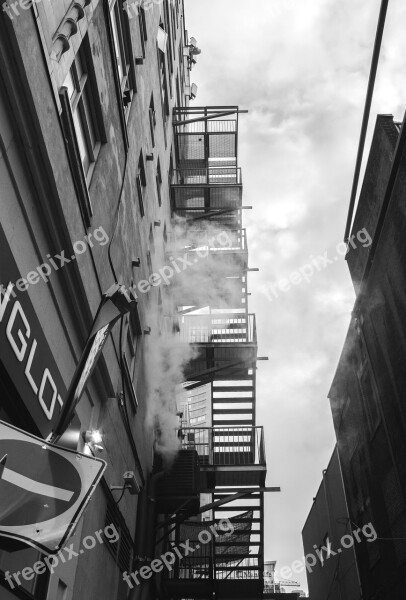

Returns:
0,225,67,438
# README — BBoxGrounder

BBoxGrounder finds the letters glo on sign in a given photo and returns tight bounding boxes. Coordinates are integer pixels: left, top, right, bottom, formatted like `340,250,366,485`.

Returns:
0,225,135,442
0,226,67,438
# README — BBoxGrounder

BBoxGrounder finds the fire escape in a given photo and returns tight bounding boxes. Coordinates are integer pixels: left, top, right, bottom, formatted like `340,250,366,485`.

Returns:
153,107,278,600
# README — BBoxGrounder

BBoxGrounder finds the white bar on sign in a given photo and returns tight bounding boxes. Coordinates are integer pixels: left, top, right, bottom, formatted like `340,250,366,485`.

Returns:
2,468,74,502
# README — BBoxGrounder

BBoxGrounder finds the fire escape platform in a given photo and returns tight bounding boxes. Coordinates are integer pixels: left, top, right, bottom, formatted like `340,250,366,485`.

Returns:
165,578,264,599
201,465,266,487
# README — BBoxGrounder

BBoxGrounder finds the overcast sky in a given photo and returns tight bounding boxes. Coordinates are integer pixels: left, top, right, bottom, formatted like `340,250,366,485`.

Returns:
184,0,406,592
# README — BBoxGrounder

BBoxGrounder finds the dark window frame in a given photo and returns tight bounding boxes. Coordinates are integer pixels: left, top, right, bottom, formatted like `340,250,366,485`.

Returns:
147,225,154,276
176,73,181,108
146,249,153,275
138,4,148,57
136,152,146,217
170,2,177,54
163,0,174,79
178,39,185,98
156,158,162,206
59,39,106,228
106,0,136,147
149,94,156,147
122,351,139,413
110,0,136,109
158,47,170,124
168,150,174,188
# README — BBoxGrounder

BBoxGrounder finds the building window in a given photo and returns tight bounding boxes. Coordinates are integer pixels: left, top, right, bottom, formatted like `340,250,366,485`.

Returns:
171,3,177,53
109,0,136,120
156,158,162,206
158,47,169,123
136,152,146,217
149,94,156,147
163,0,173,77
176,74,181,108
123,301,142,397
168,150,174,187
122,351,139,413
138,4,147,57
178,40,185,92
60,38,105,227
147,226,154,274
146,250,153,276
122,308,139,391
63,46,101,179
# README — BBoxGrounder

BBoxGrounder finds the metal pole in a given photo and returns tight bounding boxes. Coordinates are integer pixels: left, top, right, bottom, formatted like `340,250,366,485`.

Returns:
344,0,389,242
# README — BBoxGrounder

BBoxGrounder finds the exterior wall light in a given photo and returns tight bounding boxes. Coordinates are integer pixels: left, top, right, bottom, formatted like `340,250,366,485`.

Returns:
84,430,103,445
83,430,104,453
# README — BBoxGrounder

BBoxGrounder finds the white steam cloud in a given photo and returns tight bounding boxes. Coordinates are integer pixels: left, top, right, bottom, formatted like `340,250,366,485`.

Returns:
144,217,243,463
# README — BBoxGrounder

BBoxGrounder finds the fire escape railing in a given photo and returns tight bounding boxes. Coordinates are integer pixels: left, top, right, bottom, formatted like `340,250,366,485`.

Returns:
178,313,256,344
180,426,266,466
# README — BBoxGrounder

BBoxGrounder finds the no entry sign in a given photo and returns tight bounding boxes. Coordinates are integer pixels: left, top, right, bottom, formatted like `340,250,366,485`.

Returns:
0,421,106,554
